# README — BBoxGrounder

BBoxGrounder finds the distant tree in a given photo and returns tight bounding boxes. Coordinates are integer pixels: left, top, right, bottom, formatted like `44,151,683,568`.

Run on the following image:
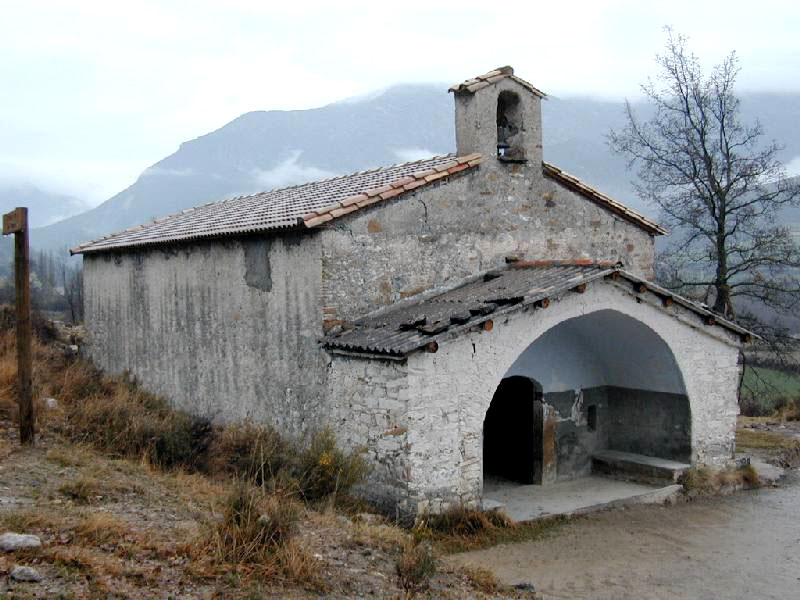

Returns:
63,262,84,324
610,29,800,335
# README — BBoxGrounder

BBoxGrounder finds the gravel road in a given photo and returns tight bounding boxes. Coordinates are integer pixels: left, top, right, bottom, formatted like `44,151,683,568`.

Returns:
449,472,800,600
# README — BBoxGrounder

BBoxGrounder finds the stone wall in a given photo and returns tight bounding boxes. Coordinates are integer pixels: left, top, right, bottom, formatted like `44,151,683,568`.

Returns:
606,386,692,462
319,165,655,324
326,354,411,513
328,281,742,513
83,233,326,435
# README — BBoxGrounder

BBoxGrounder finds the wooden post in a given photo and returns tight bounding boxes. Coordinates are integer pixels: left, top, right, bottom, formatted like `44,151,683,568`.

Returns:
3,207,33,445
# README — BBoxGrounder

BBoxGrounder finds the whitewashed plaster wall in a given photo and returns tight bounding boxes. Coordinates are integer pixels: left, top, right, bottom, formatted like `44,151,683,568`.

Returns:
505,309,687,394
400,282,742,513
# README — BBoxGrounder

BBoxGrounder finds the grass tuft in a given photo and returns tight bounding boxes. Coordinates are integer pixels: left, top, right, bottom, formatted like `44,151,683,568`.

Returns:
395,541,437,596
461,565,502,595
207,482,301,565
414,505,568,554
679,464,761,494
59,476,101,504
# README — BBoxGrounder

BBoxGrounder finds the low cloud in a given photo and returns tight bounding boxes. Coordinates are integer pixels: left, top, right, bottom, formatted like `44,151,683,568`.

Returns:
785,156,800,178
141,165,194,177
252,150,337,190
393,147,436,163
0,155,146,207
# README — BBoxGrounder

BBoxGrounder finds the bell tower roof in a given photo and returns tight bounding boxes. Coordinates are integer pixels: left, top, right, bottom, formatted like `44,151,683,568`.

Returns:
449,66,547,98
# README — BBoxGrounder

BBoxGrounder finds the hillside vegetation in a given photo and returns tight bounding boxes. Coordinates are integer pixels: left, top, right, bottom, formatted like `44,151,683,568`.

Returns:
0,311,535,599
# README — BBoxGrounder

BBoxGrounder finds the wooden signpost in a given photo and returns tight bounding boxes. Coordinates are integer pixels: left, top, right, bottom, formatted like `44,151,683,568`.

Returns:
3,207,34,445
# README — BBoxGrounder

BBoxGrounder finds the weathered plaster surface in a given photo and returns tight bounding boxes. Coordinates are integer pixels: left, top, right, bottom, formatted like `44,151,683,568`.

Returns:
329,282,741,515
318,76,654,325
320,168,654,324
83,234,325,434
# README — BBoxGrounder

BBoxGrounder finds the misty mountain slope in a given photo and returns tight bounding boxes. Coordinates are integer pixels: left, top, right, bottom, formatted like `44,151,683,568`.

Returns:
32,86,800,252
34,84,456,251
0,184,86,228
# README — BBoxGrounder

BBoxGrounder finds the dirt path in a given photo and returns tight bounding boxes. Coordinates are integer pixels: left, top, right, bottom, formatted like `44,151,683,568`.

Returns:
449,472,800,600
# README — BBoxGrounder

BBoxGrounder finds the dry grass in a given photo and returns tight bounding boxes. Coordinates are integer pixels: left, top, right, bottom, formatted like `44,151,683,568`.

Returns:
413,504,568,554
395,541,437,596
46,444,94,467
680,464,760,494
74,512,129,546
349,520,409,553
205,483,302,565
0,507,67,533
736,428,800,450
59,476,102,504
461,565,502,595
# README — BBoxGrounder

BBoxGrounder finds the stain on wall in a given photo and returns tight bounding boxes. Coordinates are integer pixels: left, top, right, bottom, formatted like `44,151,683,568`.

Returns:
243,238,273,292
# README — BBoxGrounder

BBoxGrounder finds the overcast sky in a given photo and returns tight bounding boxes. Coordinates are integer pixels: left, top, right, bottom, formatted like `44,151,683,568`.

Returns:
2,0,799,206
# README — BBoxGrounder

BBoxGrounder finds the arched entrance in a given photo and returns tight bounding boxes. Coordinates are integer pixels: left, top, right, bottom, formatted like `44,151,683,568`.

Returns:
483,309,691,490
483,376,544,484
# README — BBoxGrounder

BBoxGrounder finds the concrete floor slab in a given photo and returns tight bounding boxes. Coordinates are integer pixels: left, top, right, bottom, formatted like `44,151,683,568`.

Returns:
483,475,681,522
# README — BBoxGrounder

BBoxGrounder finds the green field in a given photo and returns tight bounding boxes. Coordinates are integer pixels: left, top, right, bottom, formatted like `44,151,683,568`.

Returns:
741,365,800,414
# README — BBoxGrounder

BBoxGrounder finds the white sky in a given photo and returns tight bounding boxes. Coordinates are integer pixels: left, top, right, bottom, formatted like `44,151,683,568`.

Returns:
2,0,799,206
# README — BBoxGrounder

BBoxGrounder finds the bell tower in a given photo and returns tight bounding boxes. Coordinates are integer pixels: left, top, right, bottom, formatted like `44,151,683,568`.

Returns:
450,66,545,168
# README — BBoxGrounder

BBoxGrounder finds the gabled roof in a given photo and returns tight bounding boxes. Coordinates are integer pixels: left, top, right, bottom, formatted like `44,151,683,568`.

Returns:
449,66,547,97
323,261,753,358
70,154,483,255
70,156,665,254
543,163,668,236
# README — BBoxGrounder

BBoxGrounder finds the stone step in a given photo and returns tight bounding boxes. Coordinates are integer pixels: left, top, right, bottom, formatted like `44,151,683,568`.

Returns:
592,450,691,485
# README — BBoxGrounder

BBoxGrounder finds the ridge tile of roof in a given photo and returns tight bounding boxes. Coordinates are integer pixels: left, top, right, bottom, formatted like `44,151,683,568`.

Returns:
542,162,668,236
449,66,547,98
70,153,484,255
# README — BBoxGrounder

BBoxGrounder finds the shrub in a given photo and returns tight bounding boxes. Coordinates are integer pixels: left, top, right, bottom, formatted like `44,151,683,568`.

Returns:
209,483,301,565
293,428,369,502
395,541,437,595
209,424,293,488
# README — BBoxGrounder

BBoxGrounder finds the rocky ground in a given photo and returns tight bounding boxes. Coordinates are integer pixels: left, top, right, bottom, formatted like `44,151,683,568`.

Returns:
0,420,532,599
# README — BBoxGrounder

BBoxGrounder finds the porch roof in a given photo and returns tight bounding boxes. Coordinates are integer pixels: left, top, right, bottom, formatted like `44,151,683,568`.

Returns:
323,261,755,358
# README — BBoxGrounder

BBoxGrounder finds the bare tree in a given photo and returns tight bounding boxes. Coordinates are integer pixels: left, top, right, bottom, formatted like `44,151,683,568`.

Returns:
610,28,800,327
61,260,84,324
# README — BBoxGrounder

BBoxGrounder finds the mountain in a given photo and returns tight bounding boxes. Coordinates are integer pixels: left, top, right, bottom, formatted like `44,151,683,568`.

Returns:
31,86,800,253
0,184,86,229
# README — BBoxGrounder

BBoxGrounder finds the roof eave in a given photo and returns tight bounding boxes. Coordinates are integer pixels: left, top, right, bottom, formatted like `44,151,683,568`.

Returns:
324,266,758,359
542,162,668,236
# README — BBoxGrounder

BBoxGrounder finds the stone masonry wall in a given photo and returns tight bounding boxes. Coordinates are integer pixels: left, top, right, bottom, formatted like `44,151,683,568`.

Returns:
319,165,655,325
394,282,741,513
83,233,326,435
326,355,412,513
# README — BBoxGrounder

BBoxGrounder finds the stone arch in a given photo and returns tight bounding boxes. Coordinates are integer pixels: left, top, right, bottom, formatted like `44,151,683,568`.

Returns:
496,90,525,161
407,283,741,506
480,308,691,489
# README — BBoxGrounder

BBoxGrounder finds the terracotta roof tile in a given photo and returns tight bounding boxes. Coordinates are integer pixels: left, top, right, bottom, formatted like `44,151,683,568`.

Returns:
71,154,481,254
449,66,547,98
